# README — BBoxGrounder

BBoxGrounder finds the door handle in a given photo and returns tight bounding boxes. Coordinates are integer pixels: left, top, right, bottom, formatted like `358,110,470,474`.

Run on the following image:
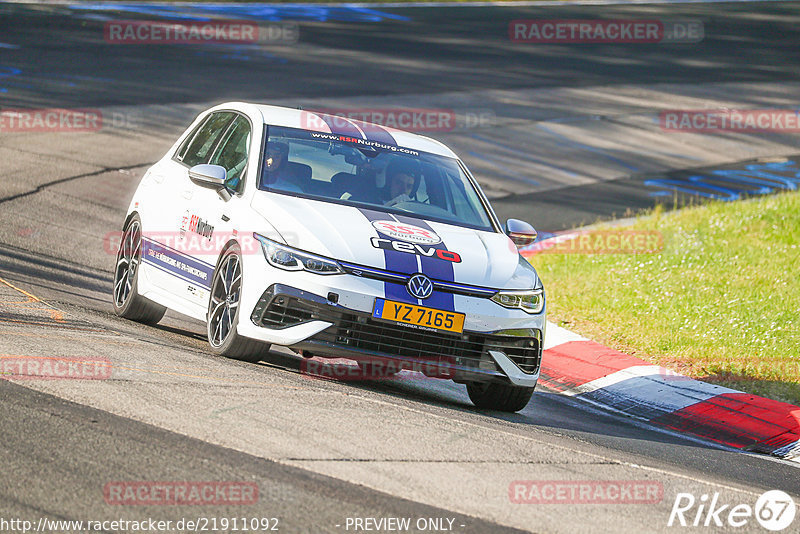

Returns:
182,190,192,200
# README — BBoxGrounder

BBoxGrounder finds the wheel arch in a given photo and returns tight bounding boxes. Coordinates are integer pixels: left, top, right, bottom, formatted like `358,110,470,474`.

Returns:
212,238,242,272
207,238,243,322
122,211,139,230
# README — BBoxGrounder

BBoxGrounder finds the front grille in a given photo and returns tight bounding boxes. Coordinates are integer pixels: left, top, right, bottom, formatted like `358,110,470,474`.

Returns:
487,339,541,374
259,297,313,327
253,289,542,376
316,314,486,367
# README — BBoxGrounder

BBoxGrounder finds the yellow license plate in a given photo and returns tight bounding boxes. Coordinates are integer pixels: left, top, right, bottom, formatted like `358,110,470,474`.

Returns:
372,298,465,333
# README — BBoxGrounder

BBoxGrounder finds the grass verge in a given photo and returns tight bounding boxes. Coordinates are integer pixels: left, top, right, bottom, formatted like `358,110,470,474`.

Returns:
525,191,800,405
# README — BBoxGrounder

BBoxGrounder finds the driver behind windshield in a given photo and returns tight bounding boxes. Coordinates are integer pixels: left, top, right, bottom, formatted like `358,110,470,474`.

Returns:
383,159,420,207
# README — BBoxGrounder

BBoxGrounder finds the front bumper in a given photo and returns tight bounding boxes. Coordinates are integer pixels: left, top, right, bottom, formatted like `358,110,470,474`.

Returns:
248,284,542,386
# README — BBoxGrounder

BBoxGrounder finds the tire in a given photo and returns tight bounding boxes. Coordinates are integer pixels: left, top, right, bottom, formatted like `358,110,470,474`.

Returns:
466,381,534,412
207,244,269,363
112,215,167,325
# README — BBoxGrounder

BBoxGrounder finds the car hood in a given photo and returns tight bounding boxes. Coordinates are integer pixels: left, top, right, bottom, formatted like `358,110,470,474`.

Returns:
251,193,539,290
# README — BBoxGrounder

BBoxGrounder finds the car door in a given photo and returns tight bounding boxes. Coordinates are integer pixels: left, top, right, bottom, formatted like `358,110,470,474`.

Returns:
177,113,253,313
141,111,235,314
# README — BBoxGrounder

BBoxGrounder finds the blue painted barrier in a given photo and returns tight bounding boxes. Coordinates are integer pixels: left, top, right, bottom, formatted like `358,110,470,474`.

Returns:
645,160,800,201
69,3,410,22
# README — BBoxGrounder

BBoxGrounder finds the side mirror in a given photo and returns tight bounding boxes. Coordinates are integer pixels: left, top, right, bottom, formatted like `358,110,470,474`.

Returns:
189,164,226,187
188,164,231,201
506,219,538,247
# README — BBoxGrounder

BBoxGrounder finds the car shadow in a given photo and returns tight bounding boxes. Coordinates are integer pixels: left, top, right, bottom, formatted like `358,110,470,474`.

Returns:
251,349,727,451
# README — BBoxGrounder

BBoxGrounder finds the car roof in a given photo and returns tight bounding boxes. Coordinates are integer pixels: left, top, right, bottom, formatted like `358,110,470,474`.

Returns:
212,102,459,159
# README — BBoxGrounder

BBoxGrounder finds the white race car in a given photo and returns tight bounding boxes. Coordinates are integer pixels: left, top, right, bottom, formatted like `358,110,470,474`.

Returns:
113,103,545,412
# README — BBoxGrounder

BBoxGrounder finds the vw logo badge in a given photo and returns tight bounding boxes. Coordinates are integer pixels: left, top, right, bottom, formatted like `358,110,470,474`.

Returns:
407,273,433,299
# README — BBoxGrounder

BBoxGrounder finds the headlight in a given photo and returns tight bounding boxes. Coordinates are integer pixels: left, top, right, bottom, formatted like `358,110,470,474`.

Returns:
253,233,343,275
491,289,544,314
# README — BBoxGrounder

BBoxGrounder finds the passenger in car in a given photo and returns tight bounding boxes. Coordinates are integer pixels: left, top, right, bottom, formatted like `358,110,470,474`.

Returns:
261,141,304,193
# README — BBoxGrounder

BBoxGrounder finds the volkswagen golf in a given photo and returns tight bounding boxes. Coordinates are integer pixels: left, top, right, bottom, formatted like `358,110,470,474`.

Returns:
112,102,545,412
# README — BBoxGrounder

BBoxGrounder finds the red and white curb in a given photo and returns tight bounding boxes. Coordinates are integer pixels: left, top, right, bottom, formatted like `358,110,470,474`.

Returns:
541,322,800,463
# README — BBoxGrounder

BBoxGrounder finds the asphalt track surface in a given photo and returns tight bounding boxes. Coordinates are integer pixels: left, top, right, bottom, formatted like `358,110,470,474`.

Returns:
1,2,800,533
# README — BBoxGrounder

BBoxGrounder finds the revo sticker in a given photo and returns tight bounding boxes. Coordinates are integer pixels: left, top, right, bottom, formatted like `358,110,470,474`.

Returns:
371,237,461,263
372,220,441,245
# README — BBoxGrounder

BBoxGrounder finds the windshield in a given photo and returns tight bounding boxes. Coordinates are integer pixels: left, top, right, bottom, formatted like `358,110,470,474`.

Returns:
258,126,495,231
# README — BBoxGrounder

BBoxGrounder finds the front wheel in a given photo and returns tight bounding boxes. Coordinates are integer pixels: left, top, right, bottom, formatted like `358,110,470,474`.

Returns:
466,381,534,412
207,244,269,363
112,215,166,324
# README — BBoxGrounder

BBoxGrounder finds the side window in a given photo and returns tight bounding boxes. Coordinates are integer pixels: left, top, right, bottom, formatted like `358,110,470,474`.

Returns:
181,112,235,168
445,169,480,220
208,115,251,193
175,117,206,162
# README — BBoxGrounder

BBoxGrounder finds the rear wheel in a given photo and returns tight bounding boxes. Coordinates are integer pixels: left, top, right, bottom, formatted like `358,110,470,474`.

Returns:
207,244,268,363
466,381,534,413
112,215,166,324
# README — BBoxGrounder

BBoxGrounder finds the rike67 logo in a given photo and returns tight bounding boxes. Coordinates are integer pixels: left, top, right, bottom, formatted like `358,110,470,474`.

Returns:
668,490,796,531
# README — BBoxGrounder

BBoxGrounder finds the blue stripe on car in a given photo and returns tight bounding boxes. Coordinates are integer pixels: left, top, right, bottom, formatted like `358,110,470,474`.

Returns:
349,119,397,146
315,113,365,139
141,238,214,290
314,113,398,146
393,214,456,312
357,207,418,305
